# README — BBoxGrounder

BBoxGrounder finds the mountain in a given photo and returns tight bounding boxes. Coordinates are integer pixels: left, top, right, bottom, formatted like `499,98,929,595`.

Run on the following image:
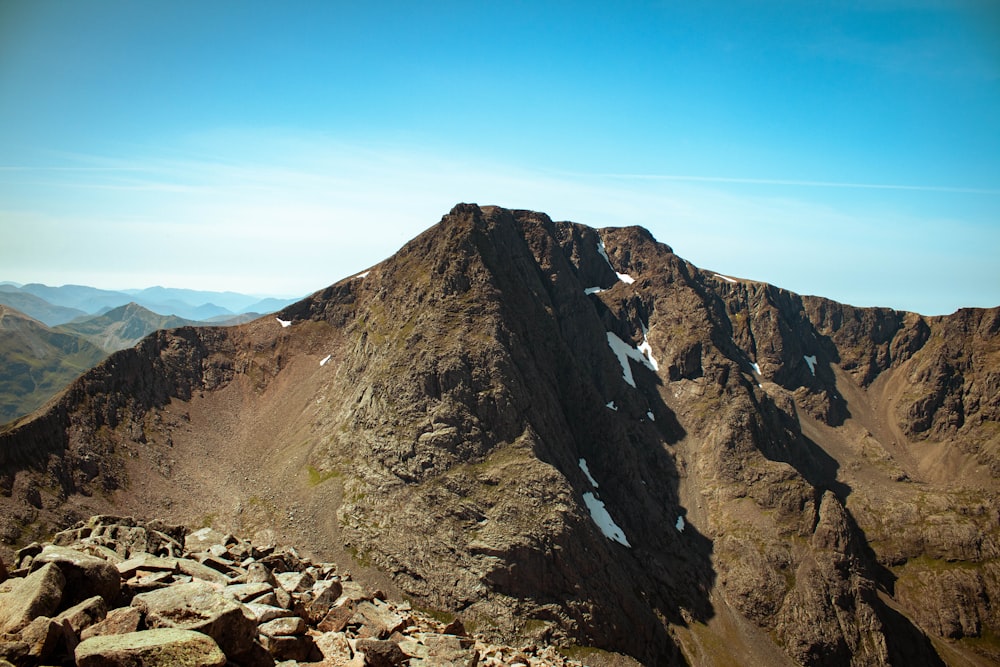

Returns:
1,283,300,321
125,286,288,314
55,303,200,353
0,285,88,327
0,204,997,666
0,305,107,425
0,304,262,427
17,283,134,314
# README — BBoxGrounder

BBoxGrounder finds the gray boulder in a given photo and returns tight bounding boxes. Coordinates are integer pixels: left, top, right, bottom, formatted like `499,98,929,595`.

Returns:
0,562,64,634
75,628,227,667
30,545,121,607
131,580,260,662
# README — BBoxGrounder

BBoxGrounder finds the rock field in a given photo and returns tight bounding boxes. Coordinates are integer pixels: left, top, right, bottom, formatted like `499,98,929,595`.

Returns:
0,515,589,667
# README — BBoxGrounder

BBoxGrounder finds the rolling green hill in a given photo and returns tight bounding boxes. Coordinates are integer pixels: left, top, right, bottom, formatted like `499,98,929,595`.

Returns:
0,305,107,424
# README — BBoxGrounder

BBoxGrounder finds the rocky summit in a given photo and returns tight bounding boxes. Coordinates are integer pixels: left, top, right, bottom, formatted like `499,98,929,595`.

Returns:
0,204,998,666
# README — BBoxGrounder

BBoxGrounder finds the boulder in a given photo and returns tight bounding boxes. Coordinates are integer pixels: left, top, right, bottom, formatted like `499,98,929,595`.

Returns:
246,561,277,586
274,570,315,593
301,579,344,623
116,552,179,578
245,603,294,624
17,616,69,663
176,557,230,585
354,638,408,667
0,562,65,634
224,581,273,603
185,527,229,553
75,628,227,667
55,594,108,636
351,600,405,639
259,633,320,662
258,616,307,637
131,580,258,661
30,544,121,607
80,607,142,641
318,602,356,633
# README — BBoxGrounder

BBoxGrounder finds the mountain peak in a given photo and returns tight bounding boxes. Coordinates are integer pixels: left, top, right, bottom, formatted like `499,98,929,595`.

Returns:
1,205,997,665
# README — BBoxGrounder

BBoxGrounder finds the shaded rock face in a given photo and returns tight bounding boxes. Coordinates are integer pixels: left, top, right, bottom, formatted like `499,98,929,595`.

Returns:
1,204,998,665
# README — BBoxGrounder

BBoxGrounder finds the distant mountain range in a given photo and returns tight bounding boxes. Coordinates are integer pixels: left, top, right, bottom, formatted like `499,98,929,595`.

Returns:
0,283,302,424
0,282,299,325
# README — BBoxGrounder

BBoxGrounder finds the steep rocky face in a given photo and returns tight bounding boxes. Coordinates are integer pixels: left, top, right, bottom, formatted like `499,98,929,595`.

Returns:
1,204,997,666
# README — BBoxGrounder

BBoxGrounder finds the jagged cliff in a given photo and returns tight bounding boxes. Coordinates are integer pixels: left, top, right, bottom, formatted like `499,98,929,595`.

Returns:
1,204,997,666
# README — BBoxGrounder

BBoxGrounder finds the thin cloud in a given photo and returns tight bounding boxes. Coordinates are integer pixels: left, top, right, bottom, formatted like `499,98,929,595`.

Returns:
591,173,1000,195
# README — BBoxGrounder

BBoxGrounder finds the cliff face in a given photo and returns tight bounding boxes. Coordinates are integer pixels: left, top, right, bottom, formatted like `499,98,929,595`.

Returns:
1,204,997,665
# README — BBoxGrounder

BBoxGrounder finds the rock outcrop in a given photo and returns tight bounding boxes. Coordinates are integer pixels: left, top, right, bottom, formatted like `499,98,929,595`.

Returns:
1,204,997,665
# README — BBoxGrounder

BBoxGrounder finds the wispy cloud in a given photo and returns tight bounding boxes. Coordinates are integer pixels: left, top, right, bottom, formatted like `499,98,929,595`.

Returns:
591,173,1000,195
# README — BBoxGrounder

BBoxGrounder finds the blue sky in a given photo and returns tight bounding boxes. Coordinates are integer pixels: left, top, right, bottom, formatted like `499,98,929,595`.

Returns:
1,1,998,314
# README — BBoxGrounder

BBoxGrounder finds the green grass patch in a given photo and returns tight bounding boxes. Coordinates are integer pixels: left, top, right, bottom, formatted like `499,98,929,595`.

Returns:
307,464,341,486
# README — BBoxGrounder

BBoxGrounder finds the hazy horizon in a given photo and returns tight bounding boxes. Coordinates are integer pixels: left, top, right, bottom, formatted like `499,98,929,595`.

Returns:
2,2,998,316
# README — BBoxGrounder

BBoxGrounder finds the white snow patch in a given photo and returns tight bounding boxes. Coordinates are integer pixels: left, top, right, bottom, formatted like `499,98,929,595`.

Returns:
352,271,370,280
320,354,332,367
276,317,292,328
647,411,655,421
804,355,818,375
714,273,738,284
578,458,599,488
606,401,618,411
607,332,658,388
596,236,636,285
584,287,603,295
582,492,630,547
675,515,686,532
597,237,613,266
751,362,761,375
638,323,659,371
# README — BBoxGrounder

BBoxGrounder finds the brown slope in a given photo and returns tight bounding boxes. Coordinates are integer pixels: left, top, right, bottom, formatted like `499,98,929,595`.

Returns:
0,305,107,425
1,204,997,665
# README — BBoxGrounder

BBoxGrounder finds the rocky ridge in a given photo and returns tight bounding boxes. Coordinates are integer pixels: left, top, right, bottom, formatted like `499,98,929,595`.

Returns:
0,515,590,667
0,204,998,665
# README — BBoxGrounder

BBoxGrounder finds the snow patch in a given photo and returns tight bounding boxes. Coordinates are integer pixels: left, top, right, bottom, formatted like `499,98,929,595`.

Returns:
675,515,686,532
607,332,657,388
647,411,655,421
584,287,604,295
276,317,292,328
714,273,738,284
597,237,636,285
804,354,817,375
582,492,630,547
578,458,599,488
638,323,659,371
606,401,618,411
352,271,370,280
597,237,613,266
320,354,332,367
751,362,761,376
